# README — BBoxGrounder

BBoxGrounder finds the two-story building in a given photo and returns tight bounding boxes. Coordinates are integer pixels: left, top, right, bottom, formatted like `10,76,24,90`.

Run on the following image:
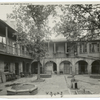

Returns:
0,18,100,83
0,19,33,82
42,39,100,75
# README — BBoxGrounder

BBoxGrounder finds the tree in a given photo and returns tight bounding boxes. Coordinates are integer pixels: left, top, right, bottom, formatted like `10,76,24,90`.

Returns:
27,5,56,81
54,4,100,41
9,4,56,81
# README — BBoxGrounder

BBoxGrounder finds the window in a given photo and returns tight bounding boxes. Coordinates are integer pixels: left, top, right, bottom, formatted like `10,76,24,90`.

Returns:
56,44,58,53
80,43,87,53
0,36,2,43
92,43,95,52
56,43,64,53
89,42,99,53
4,62,10,72
14,44,18,54
83,43,87,53
0,36,6,44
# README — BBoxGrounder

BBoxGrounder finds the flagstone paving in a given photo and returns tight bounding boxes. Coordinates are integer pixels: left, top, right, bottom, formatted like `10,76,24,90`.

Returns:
0,74,100,96
0,75,70,96
66,74,100,94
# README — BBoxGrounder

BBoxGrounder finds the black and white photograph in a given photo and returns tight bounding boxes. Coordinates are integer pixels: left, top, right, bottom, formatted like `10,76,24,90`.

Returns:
0,2,100,97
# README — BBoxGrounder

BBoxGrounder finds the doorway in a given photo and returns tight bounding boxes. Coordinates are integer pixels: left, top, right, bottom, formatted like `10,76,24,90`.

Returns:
31,62,42,74
92,60,100,74
78,61,88,74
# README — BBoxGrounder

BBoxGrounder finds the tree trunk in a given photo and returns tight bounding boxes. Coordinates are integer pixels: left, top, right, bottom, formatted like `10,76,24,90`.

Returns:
37,61,40,80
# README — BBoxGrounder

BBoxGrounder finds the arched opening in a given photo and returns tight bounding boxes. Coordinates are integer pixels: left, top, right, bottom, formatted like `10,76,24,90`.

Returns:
59,61,72,74
76,60,88,74
31,61,42,74
92,60,100,74
44,61,57,74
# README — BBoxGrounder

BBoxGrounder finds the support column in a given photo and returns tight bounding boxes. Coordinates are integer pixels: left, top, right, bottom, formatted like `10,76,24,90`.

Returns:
99,42,100,52
20,63,23,72
77,42,80,55
75,63,79,75
10,63,13,73
65,42,67,53
70,66,72,74
56,60,60,74
29,62,31,74
17,44,20,56
48,42,50,53
23,61,26,74
42,59,45,74
88,62,92,74
72,61,76,75
99,42,100,57
54,43,56,54
87,42,89,55
81,43,83,53
89,43,92,53
19,62,23,74
72,65,75,75
57,64,59,74
12,63,15,73
6,27,8,53
37,61,40,79
16,35,18,55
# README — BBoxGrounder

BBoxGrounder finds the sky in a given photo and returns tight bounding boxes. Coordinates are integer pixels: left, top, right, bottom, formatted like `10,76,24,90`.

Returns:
0,5,14,20
0,4,65,39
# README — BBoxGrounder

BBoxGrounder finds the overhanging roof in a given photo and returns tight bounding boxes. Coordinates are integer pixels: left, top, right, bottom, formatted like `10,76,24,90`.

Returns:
0,19,17,40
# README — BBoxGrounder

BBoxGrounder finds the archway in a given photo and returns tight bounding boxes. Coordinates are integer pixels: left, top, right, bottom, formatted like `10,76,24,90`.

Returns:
44,61,57,74
76,60,88,74
92,60,100,74
59,61,72,74
31,61,42,74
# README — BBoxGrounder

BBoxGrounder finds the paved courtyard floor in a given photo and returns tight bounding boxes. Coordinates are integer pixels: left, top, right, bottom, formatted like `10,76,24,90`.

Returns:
67,74,100,94
0,74,100,96
0,74,70,96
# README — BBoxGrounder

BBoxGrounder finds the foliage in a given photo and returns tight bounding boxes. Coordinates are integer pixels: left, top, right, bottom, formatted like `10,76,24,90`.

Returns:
27,5,56,60
54,4,100,41
9,5,56,60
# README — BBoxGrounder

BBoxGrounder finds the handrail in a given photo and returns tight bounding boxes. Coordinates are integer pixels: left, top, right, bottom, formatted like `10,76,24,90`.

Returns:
0,42,33,59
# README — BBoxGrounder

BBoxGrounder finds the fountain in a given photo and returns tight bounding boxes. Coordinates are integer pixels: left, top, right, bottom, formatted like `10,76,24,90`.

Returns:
7,83,38,95
70,77,93,95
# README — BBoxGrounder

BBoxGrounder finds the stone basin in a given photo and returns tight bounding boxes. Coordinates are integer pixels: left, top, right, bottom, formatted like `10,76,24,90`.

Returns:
40,74,51,78
7,83,38,95
75,89,93,95
90,74,100,79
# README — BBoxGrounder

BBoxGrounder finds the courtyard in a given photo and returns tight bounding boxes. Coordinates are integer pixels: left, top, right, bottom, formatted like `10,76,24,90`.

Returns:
0,74,100,96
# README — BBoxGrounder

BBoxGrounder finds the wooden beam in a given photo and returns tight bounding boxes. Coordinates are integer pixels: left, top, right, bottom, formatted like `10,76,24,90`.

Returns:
54,43,56,54
6,27,8,52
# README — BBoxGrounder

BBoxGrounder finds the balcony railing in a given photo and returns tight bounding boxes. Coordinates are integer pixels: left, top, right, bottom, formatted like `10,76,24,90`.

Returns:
45,51,77,58
0,42,33,59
